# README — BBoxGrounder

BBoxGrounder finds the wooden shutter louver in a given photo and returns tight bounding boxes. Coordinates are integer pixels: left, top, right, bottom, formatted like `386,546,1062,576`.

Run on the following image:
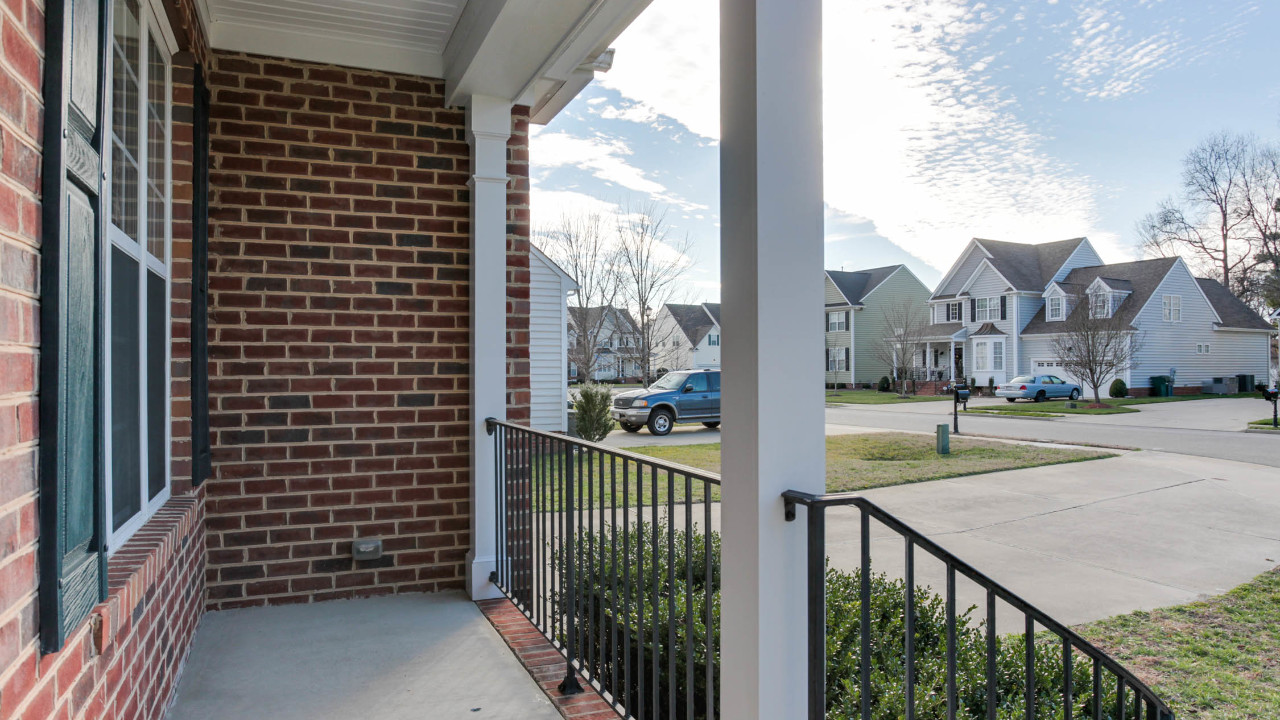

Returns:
38,0,109,652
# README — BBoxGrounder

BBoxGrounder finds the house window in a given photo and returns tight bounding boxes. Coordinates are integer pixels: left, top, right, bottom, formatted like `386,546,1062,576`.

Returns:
708,334,720,347
973,297,1000,322
1196,343,1211,355
826,348,848,372
106,0,174,548
1089,292,1110,319
1047,296,1063,321
827,311,847,332
992,341,1004,371
945,302,962,322
973,341,989,371
1163,295,1181,322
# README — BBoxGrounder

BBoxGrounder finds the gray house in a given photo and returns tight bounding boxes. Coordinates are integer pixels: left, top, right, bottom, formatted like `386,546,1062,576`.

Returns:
823,265,933,387
924,238,1274,394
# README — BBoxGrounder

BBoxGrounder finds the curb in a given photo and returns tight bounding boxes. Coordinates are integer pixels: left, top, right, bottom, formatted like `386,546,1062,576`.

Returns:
962,411,1061,421
1245,426,1280,434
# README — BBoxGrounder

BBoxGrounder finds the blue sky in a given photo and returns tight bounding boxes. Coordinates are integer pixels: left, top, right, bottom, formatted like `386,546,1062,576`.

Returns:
530,0,1279,302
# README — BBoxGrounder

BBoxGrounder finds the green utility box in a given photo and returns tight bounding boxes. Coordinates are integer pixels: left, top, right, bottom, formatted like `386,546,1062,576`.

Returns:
1148,376,1173,397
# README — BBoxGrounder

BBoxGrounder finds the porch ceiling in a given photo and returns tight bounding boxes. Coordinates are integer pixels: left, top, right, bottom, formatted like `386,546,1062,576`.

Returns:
198,0,652,120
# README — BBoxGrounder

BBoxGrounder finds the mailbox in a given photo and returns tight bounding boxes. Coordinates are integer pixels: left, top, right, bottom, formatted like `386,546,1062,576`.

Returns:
1259,384,1279,402
953,383,971,404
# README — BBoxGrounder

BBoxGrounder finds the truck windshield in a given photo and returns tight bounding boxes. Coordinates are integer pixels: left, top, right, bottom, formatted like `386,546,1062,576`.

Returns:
650,372,689,391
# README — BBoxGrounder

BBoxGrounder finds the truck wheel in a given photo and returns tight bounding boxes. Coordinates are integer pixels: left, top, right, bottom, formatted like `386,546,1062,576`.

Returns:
620,422,642,433
702,421,720,428
647,409,674,436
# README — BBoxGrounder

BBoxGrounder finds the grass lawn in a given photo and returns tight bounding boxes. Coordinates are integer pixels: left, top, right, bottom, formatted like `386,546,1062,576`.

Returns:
967,392,1258,417
826,389,950,404
1248,417,1279,427
1077,567,1280,719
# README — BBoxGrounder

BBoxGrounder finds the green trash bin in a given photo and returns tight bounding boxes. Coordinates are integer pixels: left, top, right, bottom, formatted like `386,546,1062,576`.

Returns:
1149,375,1172,397
1238,374,1256,394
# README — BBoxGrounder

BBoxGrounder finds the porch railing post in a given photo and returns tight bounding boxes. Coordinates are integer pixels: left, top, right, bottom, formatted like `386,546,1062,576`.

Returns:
806,503,826,720
559,439,583,695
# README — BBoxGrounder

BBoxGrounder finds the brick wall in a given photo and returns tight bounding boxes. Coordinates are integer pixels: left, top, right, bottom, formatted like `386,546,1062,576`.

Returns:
204,52,530,609
0,1,209,718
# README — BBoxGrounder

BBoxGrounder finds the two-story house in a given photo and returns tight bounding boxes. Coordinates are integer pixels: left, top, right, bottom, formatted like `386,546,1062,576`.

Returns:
823,265,933,387
924,238,1274,394
567,305,643,382
655,302,722,371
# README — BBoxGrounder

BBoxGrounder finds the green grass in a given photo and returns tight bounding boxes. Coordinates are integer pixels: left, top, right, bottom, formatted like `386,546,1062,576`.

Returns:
1248,417,1279,427
1077,567,1280,719
825,389,951,404
964,408,1062,418
969,392,1257,417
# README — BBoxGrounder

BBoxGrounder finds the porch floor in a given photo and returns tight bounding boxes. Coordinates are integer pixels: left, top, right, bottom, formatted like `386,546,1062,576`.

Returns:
166,592,560,720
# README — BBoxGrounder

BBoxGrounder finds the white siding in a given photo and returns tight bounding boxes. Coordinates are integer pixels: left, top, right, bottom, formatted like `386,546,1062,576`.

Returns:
529,254,569,431
1131,262,1271,391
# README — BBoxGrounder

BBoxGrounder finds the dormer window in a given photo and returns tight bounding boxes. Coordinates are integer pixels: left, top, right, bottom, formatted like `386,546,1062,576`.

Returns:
1047,296,1064,321
1089,292,1109,319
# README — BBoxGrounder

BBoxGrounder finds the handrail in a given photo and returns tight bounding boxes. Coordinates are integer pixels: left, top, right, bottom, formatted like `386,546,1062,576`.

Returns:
783,489,1175,720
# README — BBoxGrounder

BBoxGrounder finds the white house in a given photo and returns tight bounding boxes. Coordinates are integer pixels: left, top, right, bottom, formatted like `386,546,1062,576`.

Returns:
567,305,643,382
529,246,578,432
924,238,1275,395
655,302,722,370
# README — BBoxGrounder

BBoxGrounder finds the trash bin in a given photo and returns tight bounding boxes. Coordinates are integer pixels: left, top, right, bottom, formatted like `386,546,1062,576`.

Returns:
1149,376,1171,397
1237,374,1256,394
1224,376,1239,395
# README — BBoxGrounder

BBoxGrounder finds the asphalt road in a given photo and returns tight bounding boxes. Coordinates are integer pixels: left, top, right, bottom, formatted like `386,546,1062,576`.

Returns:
825,398,1280,467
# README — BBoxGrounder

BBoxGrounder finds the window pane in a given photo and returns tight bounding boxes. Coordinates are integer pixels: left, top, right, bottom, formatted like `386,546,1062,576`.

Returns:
147,270,167,499
111,247,141,530
146,34,167,260
111,0,140,240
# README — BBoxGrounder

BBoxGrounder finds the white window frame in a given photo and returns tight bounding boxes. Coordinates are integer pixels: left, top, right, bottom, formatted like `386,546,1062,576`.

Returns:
103,0,176,552
1196,343,1211,355
1163,295,1181,322
992,341,1004,371
973,297,1000,322
826,348,847,372
1089,292,1110,319
708,334,720,347
948,302,962,322
973,341,989,371
827,311,847,332
1047,296,1063,321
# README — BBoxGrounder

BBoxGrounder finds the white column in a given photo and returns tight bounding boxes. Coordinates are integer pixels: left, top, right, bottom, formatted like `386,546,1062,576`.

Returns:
466,94,512,601
1011,294,1020,378
720,0,824,717
950,339,956,382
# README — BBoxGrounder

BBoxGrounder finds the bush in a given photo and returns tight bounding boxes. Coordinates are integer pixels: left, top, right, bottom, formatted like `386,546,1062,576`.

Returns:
877,376,892,393
560,524,1118,720
572,384,615,442
1109,378,1128,399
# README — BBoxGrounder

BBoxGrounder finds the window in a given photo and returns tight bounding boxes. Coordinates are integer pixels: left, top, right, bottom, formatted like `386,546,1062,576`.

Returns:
1089,292,1110,319
992,341,1004,371
827,311,847,332
973,297,1000,322
1196,343,1211,355
973,341,989,371
708,334,720,347
1047,296,1063,321
826,348,848,372
686,373,709,392
945,302,962,322
1163,295,1181,322
105,0,174,549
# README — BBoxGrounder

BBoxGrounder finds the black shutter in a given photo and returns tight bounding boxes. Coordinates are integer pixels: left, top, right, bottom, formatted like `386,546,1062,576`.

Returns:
1000,296,1007,320
192,64,211,485
844,347,850,372
969,298,976,321
845,310,850,330
38,0,108,652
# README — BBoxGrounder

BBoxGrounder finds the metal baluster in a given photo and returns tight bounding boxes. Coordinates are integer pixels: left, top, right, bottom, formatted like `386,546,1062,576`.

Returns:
905,539,915,720
1132,684,1140,720
685,473,695,720
704,482,715,720
1025,616,1035,720
636,461,645,720
610,453,619,708
987,590,997,720
1116,677,1125,720
587,446,595,678
559,438,583,694
599,449,607,687
860,510,871,720
667,468,677,720
541,434,548,632
1092,659,1101,720
808,503,827,720
624,456,634,717
522,429,530,609
946,565,957,720
1064,637,1074,720
492,425,502,593
651,463,660,717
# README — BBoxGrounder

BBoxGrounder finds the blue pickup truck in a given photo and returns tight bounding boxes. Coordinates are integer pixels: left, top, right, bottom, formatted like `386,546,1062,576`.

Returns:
611,369,721,436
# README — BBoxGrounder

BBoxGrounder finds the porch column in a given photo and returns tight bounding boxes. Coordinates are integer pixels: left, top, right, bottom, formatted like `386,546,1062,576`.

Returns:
950,339,956,381
466,94,512,601
720,0,824,718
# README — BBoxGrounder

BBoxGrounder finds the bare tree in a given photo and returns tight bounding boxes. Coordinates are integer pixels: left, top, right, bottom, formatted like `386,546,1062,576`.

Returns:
871,301,929,397
1139,132,1280,306
542,212,622,382
1049,294,1144,405
615,202,693,384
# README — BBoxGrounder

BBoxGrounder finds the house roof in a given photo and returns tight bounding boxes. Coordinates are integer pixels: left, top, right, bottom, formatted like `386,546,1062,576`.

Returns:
664,303,718,346
976,237,1089,292
702,303,721,325
569,305,639,335
530,244,579,290
921,322,965,340
826,265,903,306
1195,278,1276,331
1021,257,1179,335
971,322,1006,336
1095,277,1134,293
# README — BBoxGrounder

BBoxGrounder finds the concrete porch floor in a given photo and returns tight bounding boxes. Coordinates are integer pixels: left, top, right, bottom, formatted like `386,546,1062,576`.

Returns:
166,592,561,720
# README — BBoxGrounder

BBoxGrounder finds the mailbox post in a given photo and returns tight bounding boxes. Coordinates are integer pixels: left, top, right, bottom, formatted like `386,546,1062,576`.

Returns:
952,382,970,434
1259,383,1279,428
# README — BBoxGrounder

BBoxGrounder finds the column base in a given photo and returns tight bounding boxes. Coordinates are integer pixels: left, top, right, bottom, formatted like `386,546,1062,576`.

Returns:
466,553,503,601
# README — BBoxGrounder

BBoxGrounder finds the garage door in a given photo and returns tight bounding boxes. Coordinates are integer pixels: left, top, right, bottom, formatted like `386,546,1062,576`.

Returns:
1030,359,1118,396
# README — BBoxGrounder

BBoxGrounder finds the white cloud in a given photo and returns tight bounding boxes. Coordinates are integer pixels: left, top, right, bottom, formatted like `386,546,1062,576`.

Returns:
531,132,666,194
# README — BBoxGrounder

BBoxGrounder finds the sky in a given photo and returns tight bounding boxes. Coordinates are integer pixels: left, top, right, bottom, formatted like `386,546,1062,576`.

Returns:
530,0,1280,302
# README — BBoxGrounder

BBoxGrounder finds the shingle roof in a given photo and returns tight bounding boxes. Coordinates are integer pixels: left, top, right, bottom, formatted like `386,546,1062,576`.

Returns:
702,303,721,325
1195,278,1276,331
971,322,1006,336
664,303,718,346
921,322,965,340
1095,277,1134,293
569,305,640,335
973,237,1089,292
1021,257,1178,335
826,265,903,306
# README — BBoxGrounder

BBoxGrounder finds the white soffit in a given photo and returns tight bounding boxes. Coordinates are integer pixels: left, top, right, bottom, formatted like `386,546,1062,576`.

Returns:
203,0,467,77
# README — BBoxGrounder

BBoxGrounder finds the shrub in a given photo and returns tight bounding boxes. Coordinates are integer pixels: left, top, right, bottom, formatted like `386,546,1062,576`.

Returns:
558,524,1117,720
573,384,615,442
878,376,892,393
1109,378,1128,399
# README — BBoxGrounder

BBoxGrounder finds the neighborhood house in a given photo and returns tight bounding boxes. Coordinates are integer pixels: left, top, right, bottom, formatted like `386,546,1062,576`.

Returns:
823,265,932,388
654,302,722,371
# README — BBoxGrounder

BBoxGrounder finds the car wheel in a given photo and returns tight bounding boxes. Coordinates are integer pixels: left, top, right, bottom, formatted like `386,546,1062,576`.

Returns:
702,421,720,428
620,422,642,433
1006,398,1017,403
1034,390,1046,403
1069,389,1080,401
647,409,674,436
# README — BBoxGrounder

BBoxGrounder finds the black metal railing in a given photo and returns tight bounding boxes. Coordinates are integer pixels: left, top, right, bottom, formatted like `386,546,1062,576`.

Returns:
486,418,720,720
782,490,1175,720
